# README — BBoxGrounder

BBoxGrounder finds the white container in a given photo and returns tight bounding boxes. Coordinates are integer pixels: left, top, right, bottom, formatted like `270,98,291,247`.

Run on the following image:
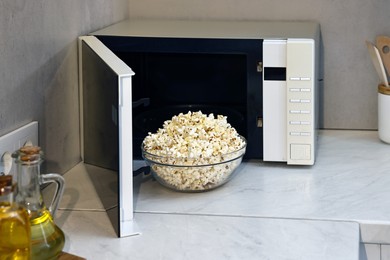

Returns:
378,84,390,143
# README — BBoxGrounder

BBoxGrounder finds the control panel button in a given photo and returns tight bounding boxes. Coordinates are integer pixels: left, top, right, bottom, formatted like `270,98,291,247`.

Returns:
300,132,311,136
290,99,300,103
301,110,311,114
301,99,311,103
301,121,311,125
290,144,311,160
290,88,300,92
290,110,301,114
300,88,311,92
290,132,301,136
300,77,311,81
290,77,301,81
290,121,301,125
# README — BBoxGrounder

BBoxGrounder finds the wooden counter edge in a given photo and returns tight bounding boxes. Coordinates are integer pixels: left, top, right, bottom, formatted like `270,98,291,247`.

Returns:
58,252,86,260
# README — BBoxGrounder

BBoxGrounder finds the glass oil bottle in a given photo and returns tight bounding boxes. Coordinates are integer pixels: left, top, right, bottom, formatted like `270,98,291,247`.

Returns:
12,146,65,260
0,174,31,260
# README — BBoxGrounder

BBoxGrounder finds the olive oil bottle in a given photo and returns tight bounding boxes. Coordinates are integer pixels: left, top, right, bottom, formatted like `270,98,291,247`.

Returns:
0,175,31,260
13,146,65,260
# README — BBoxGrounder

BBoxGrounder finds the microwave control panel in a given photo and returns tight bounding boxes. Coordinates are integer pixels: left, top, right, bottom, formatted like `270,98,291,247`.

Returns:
263,39,316,165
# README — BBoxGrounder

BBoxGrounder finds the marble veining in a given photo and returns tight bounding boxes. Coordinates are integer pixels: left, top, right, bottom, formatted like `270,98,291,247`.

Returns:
135,130,390,224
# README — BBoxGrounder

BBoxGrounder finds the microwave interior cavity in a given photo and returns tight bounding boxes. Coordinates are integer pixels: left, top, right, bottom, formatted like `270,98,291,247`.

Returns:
96,36,263,159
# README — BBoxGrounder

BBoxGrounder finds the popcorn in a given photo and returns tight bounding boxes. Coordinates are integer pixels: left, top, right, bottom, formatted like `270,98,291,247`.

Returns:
142,111,246,191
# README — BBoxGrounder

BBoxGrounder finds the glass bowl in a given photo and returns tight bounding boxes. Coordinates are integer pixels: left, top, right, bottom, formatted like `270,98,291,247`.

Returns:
141,136,246,192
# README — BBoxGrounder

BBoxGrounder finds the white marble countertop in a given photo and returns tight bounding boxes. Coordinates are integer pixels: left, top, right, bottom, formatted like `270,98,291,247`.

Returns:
57,210,359,259
51,129,390,259
136,130,390,223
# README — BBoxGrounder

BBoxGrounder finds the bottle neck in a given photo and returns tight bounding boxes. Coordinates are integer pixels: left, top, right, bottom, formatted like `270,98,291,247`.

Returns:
15,162,44,213
0,175,14,206
0,189,13,206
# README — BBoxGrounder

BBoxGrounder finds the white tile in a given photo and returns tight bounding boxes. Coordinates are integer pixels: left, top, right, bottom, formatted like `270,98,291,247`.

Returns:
360,224,390,244
359,243,380,260
381,245,390,260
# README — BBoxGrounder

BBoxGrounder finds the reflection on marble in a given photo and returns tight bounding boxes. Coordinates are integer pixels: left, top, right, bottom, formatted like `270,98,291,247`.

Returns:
58,210,359,260
135,130,390,224
49,163,106,211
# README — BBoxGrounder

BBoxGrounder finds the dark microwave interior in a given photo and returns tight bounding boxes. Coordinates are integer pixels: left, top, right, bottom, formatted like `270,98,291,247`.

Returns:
96,36,263,159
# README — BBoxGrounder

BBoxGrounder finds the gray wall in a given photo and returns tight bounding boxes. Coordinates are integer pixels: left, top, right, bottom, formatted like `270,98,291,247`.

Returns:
1,0,389,173
128,0,390,130
0,0,128,173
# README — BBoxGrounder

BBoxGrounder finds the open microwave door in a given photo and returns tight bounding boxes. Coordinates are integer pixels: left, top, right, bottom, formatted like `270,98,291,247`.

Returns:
78,36,138,237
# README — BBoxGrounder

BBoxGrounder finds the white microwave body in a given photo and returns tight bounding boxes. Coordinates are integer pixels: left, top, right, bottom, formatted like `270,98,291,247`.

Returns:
78,19,321,237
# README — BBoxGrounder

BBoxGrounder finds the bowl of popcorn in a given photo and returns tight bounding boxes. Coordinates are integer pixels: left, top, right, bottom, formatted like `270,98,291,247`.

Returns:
141,111,246,192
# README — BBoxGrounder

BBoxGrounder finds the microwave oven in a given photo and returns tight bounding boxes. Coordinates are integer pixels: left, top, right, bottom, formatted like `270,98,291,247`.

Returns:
78,19,320,237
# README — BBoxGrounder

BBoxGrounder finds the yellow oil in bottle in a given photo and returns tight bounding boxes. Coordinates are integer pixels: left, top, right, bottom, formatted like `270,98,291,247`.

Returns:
29,209,65,260
0,199,31,260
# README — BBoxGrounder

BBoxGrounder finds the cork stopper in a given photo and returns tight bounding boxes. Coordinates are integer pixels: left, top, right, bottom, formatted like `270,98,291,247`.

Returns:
12,146,42,164
19,146,41,162
0,175,13,195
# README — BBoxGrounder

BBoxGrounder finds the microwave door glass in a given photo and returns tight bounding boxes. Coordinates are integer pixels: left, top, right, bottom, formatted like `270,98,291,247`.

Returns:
79,36,139,238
